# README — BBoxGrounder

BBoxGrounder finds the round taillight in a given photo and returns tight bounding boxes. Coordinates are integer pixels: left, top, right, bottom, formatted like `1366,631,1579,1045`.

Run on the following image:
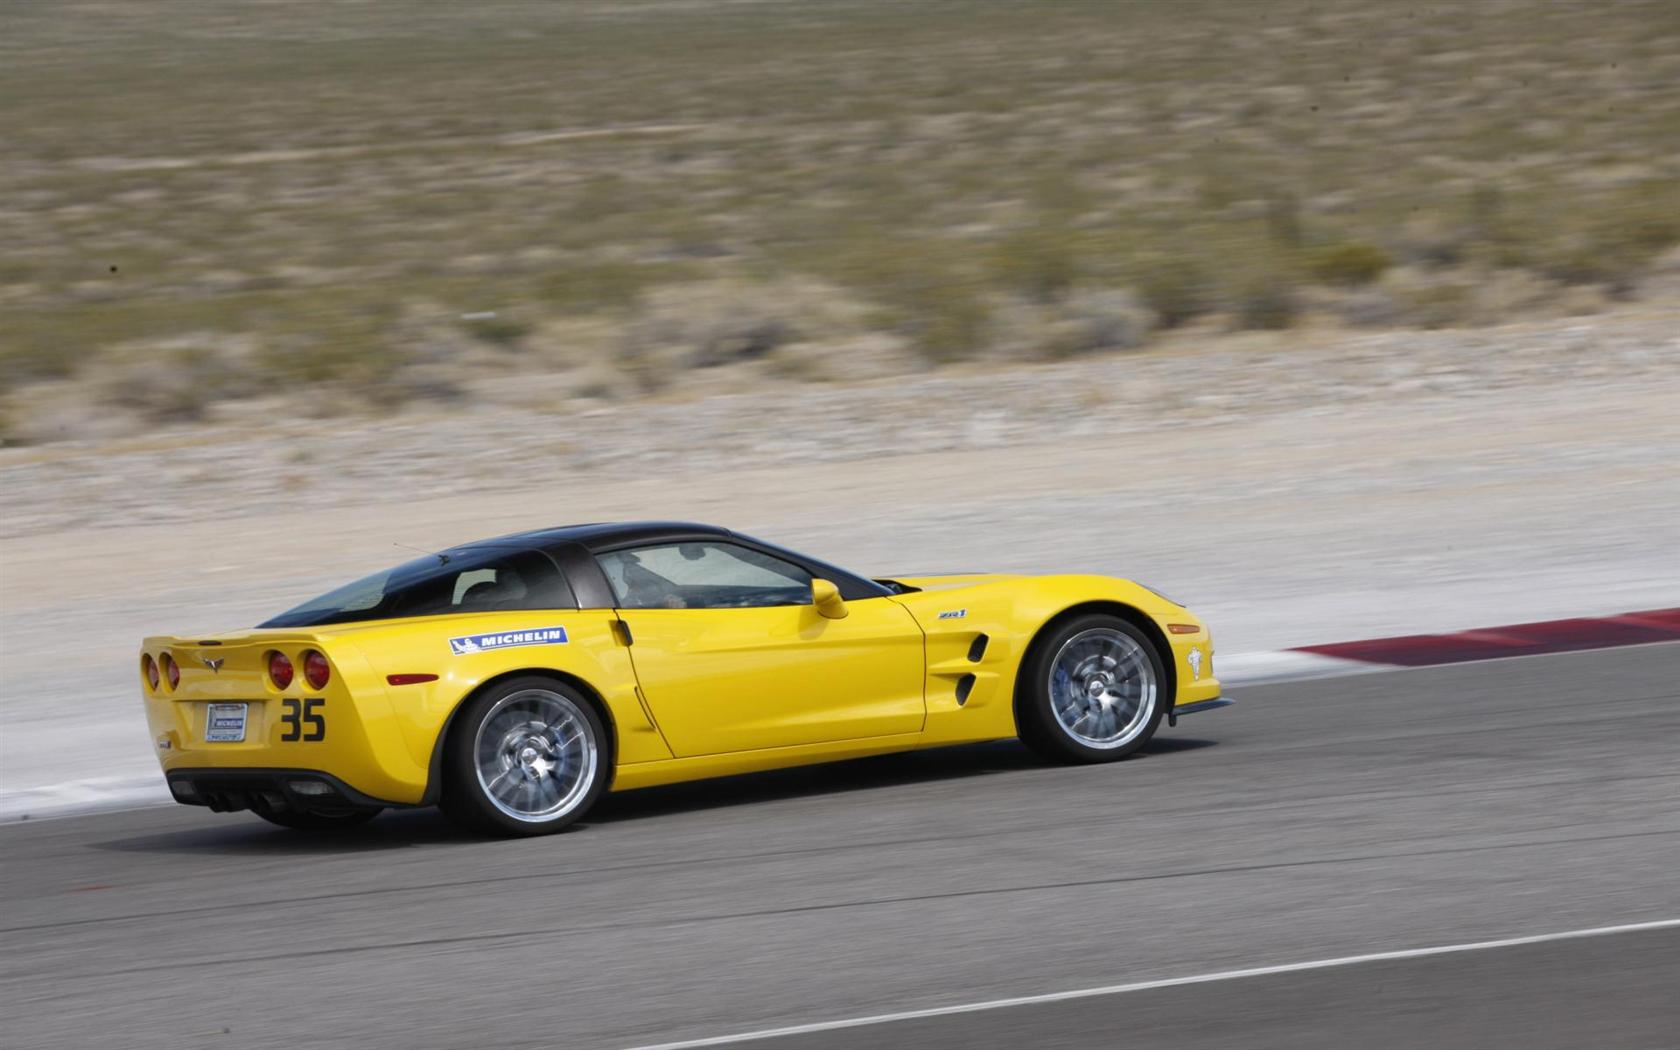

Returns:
162,653,180,690
268,650,294,689
303,650,330,690
143,654,160,691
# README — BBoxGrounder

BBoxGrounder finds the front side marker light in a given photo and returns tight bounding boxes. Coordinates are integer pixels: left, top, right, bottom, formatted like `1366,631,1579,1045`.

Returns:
1168,623,1201,635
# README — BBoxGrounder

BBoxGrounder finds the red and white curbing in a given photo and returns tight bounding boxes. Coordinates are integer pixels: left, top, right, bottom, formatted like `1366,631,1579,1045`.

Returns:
1217,607,1680,687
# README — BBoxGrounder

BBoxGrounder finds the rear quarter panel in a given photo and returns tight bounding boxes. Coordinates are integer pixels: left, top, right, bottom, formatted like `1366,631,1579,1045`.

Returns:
313,610,670,792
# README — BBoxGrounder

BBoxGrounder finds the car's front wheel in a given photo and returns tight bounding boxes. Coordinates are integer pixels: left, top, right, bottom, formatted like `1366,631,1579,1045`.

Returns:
1017,614,1166,763
440,676,609,836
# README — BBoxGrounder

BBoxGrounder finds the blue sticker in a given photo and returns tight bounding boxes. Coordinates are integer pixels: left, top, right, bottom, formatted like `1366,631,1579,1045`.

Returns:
938,609,968,620
449,626,569,655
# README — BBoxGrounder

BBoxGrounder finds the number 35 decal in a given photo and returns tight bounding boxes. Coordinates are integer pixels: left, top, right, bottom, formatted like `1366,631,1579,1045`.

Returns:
280,698,326,742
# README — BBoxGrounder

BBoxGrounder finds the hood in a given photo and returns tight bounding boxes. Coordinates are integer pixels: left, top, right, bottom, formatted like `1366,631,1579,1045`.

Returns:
881,572,1024,592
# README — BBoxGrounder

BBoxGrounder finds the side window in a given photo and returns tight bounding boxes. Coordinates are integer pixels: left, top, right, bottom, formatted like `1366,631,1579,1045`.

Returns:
387,550,575,617
598,542,813,610
452,568,498,603
262,547,577,627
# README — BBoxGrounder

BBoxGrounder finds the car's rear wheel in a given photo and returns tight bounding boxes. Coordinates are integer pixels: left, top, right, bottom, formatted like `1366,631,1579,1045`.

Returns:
255,808,382,831
440,677,609,836
1017,614,1166,763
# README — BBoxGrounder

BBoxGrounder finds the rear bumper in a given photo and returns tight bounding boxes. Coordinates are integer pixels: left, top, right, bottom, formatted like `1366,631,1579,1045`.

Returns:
166,768,403,815
143,689,430,805
1167,696,1233,726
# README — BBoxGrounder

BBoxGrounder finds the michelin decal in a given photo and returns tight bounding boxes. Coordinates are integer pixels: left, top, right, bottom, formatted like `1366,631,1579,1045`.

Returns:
449,626,569,656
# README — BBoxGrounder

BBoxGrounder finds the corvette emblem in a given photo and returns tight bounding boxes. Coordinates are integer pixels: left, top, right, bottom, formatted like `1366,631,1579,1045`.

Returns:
202,656,224,673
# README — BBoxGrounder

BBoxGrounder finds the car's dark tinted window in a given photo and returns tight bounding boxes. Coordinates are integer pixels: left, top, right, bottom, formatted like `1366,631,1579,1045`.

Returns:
598,542,812,609
260,548,576,627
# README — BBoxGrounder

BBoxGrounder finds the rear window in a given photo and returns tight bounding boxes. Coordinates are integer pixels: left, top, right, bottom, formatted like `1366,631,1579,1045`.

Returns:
259,547,576,628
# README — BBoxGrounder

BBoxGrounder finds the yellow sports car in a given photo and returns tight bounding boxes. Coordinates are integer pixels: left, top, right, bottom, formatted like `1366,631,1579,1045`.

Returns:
140,522,1228,835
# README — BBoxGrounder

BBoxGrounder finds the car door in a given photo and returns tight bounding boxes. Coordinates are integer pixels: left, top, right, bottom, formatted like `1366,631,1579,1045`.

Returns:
600,541,926,756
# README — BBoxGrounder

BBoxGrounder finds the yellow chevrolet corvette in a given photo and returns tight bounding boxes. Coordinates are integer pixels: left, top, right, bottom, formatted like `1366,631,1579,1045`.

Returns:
140,522,1228,835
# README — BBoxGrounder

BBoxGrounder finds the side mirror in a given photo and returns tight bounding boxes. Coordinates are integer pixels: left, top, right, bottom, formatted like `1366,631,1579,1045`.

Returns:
811,578,849,619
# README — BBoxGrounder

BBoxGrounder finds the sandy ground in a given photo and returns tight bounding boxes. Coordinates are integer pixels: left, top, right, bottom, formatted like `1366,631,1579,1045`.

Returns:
3,351,1677,816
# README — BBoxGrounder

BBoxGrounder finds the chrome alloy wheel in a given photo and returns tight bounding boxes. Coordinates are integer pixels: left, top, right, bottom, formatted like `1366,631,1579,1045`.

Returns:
1047,627,1158,749
473,688,598,823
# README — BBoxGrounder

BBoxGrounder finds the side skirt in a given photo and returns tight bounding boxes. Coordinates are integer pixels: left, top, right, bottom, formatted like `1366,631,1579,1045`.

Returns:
610,732,928,792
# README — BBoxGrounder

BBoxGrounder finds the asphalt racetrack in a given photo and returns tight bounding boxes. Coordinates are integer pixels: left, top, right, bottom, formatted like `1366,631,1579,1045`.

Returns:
4,644,1678,1049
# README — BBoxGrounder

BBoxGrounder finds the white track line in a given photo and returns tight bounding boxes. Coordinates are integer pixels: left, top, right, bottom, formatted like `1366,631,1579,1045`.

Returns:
620,918,1680,1049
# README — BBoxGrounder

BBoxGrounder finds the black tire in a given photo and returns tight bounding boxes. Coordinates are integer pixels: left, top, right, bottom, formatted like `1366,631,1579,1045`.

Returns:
1016,613,1167,764
439,676,610,837
255,807,382,831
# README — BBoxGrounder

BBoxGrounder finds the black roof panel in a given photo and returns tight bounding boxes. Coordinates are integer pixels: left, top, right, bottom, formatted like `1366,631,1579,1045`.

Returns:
440,520,892,602
456,520,732,554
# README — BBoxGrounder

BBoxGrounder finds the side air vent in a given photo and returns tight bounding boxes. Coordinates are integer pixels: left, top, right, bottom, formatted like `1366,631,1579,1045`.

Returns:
955,674,976,706
967,633,988,663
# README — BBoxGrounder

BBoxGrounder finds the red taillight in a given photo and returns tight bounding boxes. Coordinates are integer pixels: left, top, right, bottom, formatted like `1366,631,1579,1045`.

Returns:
386,673,439,686
303,650,331,690
162,653,180,690
143,654,160,690
268,650,294,689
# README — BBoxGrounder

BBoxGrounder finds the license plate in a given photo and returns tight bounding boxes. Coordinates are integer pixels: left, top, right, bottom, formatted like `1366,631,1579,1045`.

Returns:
205,702,248,743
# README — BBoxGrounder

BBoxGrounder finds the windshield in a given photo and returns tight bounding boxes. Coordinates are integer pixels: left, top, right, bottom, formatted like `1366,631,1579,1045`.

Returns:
259,547,576,627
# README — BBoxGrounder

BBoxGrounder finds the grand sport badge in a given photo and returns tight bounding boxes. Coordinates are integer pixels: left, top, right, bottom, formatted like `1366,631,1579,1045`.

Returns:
448,626,569,655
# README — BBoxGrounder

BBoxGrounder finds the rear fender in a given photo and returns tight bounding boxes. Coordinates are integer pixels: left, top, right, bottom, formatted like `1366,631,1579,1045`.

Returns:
306,610,667,801
418,666,623,805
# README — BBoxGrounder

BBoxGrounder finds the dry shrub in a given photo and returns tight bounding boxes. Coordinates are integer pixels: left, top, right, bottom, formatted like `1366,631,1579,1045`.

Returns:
1372,266,1603,329
1400,282,1476,330
1330,289,1407,329
1306,241,1393,287
1635,244,1680,298
540,261,697,316
992,290,1154,360
1231,276,1300,331
820,237,993,364
93,337,267,423
989,227,1082,304
764,333,915,383
1136,256,1215,329
462,314,531,349
618,278,872,388
1058,290,1155,354
904,285,992,365
245,302,475,411
1395,214,1472,269
1473,180,1680,296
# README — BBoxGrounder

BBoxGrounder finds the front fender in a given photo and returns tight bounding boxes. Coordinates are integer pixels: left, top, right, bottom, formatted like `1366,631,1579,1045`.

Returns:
890,575,1217,743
